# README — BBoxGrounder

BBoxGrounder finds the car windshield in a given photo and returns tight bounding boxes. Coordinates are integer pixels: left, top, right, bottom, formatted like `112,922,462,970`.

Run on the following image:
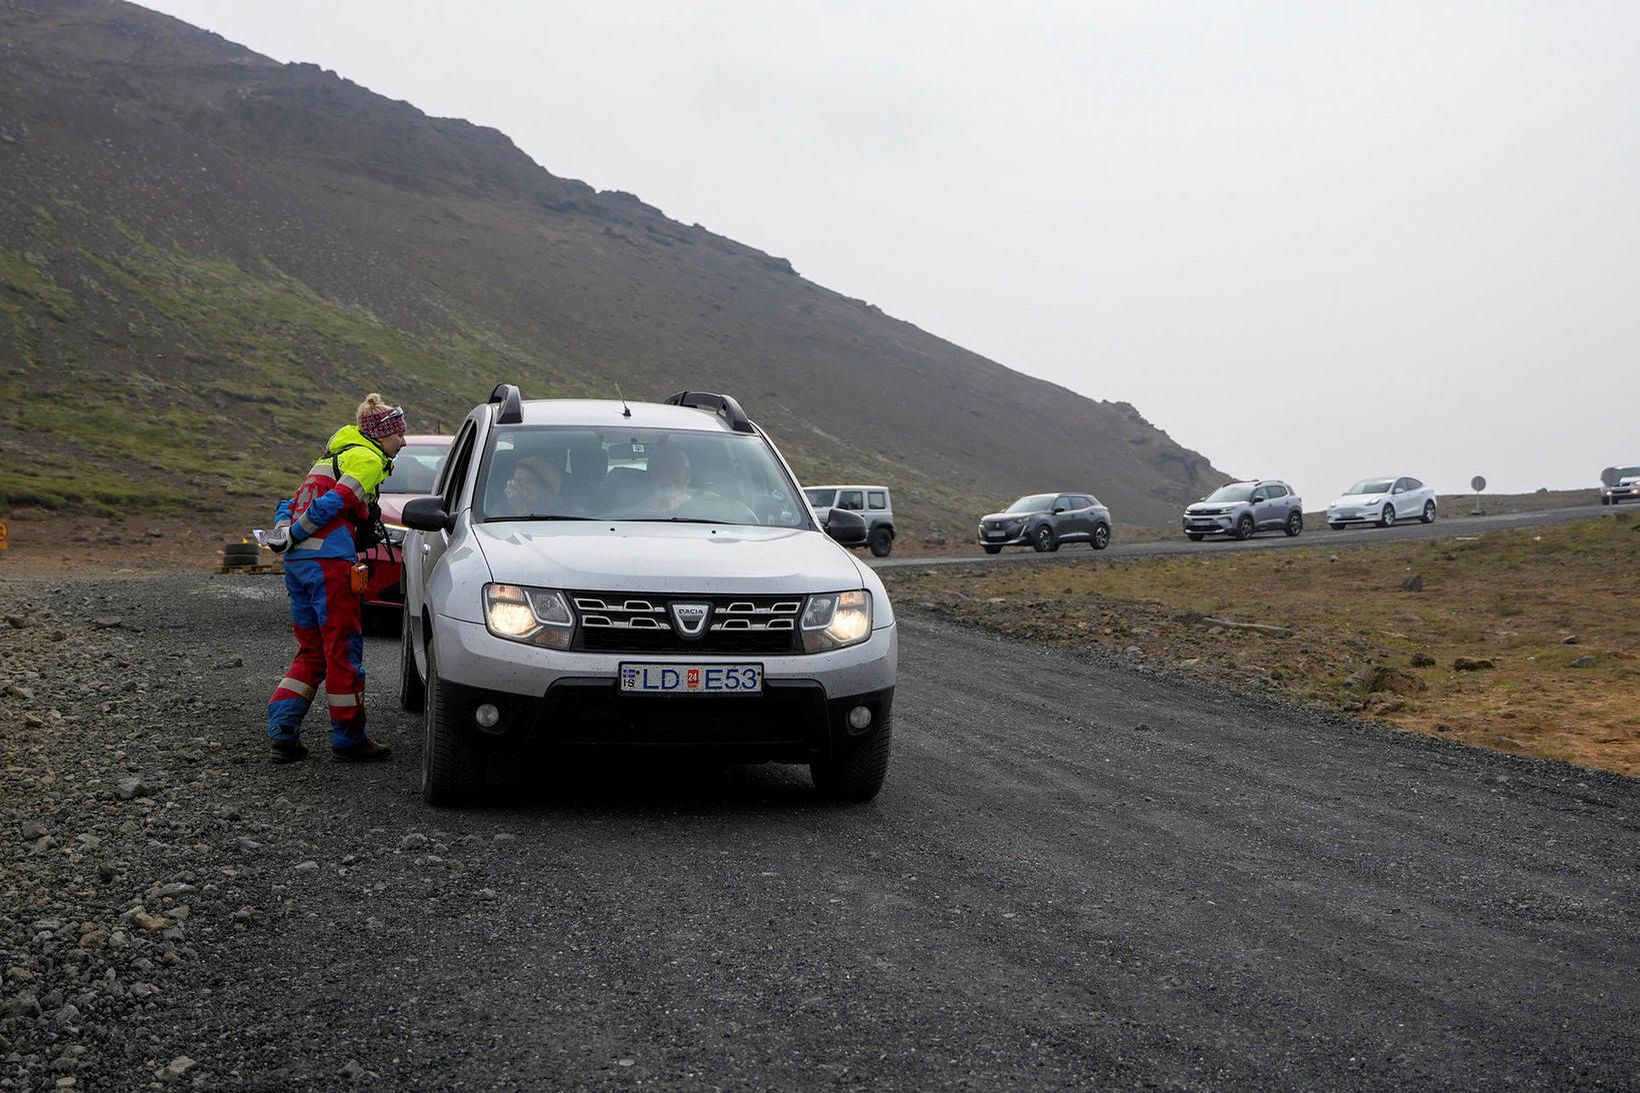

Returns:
1346,479,1395,495
1205,485,1255,503
1619,467,1640,478
474,426,808,528
379,443,450,494
803,488,837,508
1005,494,1057,514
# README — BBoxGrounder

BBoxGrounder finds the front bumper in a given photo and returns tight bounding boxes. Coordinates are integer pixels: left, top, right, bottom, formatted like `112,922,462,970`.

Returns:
427,614,898,759
1182,514,1235,534
977,524,1029,546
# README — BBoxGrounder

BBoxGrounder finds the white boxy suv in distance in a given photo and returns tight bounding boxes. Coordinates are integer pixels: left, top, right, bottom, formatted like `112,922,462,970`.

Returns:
397,386,897,806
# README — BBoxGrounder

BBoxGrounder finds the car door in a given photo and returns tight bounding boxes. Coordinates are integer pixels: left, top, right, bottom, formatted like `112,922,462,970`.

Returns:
1391,478,1413,519
1267,483,1294,527
410,418,478,623
1052,495,1080,540
1248,485,1272,529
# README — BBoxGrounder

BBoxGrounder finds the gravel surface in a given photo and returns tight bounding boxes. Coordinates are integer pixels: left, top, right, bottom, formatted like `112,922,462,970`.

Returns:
2,572,1637,1090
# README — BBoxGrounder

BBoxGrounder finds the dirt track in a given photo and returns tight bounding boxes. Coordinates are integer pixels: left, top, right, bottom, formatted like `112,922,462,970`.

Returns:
2,572,1637,1089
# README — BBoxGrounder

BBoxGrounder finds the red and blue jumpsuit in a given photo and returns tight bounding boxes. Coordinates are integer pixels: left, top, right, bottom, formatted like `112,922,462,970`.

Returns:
266,426,391,750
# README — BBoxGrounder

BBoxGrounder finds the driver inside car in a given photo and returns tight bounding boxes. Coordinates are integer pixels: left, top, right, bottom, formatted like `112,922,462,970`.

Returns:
647,446,694,513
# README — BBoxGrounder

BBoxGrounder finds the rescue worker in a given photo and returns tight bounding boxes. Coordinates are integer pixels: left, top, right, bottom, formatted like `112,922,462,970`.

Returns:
262,393,408,763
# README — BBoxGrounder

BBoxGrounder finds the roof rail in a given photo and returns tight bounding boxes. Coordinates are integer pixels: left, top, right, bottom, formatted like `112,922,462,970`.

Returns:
488,383,523,425
665,390,754,433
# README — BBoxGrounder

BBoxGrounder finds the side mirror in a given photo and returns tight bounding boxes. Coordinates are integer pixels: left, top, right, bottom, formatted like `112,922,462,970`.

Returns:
402,495,454,533
823,507,869,546
1052,507,1066,514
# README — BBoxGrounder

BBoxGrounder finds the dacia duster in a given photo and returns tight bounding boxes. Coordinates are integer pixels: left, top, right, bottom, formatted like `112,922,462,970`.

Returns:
398,386,898,805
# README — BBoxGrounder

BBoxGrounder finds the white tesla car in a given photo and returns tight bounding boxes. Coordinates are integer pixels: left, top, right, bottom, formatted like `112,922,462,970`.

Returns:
1326,476,1437,529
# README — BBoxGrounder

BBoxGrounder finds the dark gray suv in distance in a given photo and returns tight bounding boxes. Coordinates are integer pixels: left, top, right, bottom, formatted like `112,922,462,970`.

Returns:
978,493,1112,554
1182,480,1303,541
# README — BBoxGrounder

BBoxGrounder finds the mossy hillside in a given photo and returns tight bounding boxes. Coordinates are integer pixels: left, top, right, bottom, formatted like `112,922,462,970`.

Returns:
0,209,573,514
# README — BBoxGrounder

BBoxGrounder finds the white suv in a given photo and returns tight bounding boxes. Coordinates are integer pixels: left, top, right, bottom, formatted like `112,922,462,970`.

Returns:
398,386,898,805
802,485,895,557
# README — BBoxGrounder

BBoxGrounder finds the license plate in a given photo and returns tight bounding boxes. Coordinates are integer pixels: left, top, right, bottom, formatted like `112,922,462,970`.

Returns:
619,663,763,695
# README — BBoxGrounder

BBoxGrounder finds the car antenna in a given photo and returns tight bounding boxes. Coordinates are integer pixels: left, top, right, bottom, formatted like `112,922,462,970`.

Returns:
615,382,632,418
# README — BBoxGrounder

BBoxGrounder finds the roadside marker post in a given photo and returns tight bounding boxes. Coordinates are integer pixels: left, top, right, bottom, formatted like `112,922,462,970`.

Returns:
1470,475,1487,516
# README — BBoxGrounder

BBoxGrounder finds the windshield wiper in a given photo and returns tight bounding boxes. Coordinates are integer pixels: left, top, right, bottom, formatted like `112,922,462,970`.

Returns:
484,514,598,522
623,517,734,525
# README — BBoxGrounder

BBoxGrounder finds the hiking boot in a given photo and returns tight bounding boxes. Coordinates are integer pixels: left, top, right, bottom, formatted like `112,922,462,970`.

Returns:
333,739,392,762
269,739,309,764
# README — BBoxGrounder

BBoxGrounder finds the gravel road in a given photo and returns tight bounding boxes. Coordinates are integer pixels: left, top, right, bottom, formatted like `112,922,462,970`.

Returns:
2,572,1637,1090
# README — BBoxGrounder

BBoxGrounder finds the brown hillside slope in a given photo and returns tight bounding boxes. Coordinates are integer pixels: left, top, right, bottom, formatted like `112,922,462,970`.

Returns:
0,0,1227,538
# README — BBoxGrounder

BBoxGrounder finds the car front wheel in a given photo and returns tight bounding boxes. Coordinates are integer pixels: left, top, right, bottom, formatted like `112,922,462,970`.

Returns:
1186,532,1204,542
398,608,425,714
1234,515,1255,540
421,641,484,806
1380,504,1396,528
982,544,1002,555
1033,525,1057,553
1091,523,1110,549
811,715,892,801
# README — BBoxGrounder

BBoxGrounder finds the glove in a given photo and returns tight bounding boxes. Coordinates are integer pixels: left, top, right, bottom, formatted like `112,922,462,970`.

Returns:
264,526,291,554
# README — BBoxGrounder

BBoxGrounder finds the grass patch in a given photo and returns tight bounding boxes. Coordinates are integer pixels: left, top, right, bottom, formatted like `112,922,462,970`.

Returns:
883,516,1640,776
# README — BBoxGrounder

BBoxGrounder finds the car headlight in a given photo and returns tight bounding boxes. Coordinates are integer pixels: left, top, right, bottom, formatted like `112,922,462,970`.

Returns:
801,590,872,653
483,583,574,649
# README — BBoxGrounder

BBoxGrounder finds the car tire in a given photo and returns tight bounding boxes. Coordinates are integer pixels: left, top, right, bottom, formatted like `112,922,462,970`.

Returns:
1032,525,1057,552
1186,533,1204,542
1601,496,1610,506
868,526,893,558
222,542,260,566
982,545,1002,555
421,640,483,806
1284,511,1303,537
1422,501,1436,524
811,715,892,802
1329,522,1345,530
1234,515,1255,541
1379,504,1396,528
398,608,425,714
1091,523,1110,550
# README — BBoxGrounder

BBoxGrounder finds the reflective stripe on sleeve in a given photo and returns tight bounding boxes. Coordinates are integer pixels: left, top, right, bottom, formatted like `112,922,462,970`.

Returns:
336,474,367,499
295,512,323,537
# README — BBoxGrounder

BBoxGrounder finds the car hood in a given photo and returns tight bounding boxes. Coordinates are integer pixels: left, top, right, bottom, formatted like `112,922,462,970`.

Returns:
981,511,1038,522
1186,500,1243,513
1329,494,1384,508
471,521,864,594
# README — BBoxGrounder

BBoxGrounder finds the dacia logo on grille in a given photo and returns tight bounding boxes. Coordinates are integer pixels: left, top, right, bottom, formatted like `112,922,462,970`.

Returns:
668,602,711,639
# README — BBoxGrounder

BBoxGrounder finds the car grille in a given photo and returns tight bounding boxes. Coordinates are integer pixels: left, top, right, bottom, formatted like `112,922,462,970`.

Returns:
570,592,804,654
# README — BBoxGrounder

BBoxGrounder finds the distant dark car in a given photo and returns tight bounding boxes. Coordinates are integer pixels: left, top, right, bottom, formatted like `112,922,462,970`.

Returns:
977,492,1112,554
1600,466,1640,506
1182,480,1302,541
361,435,453,611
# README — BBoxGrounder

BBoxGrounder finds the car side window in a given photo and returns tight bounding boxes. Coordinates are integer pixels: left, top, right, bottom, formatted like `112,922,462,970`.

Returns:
1251,487,1269,502
1084,495,1100,508
1267,484,1287,499
867,491,887,510
1053,495,1072,512
1406,478,1422,491
838,490,864,511
440,424,477,513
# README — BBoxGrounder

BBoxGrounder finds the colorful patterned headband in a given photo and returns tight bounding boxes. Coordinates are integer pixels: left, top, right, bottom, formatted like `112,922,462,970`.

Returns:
359,405,406,439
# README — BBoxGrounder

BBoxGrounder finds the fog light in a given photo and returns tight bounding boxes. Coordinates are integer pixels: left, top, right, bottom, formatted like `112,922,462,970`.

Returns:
847,705,872,730
474,703,500,729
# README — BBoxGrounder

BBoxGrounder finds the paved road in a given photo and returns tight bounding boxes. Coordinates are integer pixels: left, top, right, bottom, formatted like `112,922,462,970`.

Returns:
6,573,1632,1089
875,503,1618,569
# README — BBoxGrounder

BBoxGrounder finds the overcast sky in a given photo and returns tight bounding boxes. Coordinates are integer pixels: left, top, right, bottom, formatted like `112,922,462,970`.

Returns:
142,1,1638,503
